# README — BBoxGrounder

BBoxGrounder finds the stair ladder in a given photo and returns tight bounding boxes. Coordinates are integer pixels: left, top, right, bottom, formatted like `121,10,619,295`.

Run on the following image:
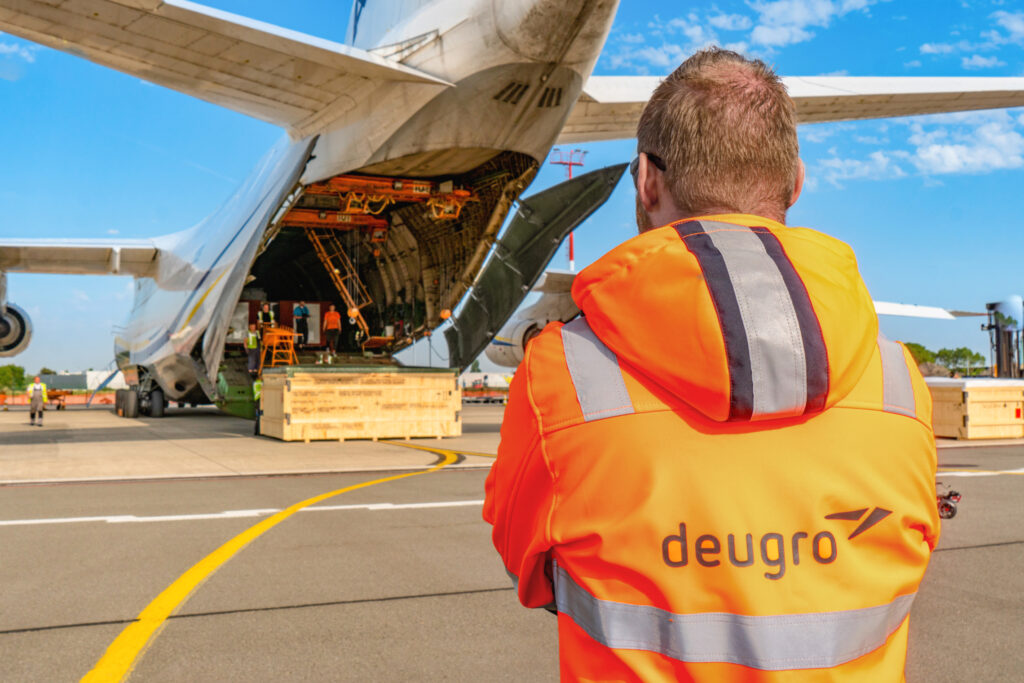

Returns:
305,228,392,350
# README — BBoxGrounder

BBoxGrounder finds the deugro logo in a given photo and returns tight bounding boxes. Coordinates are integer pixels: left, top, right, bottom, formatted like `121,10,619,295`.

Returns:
661,523,837,580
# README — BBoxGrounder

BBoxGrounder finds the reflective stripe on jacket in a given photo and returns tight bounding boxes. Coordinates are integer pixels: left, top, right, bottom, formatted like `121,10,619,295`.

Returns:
484,215,939,681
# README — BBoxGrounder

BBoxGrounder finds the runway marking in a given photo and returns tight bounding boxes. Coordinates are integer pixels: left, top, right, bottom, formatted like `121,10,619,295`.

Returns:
450,448,497,458
0,500,484,528
936,467,1024,477
81,445,459,683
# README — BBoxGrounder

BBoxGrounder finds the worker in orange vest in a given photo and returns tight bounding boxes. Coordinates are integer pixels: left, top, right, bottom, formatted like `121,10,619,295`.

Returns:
484,48,939,681
322,303,342,354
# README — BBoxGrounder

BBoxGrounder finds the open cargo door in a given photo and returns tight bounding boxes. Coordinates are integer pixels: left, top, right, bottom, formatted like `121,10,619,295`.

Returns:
444,163,627,370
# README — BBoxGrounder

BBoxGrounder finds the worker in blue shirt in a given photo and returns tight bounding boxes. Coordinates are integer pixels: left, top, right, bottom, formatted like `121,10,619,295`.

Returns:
294,301,310,347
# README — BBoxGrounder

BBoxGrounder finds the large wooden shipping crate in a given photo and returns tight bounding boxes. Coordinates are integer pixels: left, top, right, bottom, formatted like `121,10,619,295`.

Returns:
260,367,461,442
926,377,1024,440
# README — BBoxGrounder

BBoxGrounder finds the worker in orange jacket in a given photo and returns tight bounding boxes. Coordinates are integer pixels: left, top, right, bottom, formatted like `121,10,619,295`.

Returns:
484,48,939,682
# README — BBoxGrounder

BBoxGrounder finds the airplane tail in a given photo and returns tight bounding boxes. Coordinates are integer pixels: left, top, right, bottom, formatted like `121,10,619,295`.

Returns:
346,0,438,49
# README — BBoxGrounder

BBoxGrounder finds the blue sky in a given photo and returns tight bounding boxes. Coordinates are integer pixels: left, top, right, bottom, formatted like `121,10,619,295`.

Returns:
3,0,1024,373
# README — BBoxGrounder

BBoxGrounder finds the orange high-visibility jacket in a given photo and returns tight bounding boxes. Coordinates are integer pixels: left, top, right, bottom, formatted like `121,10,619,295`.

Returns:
484,215,939,682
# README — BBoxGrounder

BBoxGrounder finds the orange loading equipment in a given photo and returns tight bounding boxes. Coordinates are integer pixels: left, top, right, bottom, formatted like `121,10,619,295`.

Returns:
259,326,299,373
280,173,475,350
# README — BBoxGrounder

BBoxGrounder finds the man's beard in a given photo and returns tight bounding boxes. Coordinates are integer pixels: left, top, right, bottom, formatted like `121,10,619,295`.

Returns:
635,195,654,233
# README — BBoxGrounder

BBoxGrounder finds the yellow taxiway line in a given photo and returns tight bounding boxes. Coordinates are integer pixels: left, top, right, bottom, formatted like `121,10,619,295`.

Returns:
81,444,459,682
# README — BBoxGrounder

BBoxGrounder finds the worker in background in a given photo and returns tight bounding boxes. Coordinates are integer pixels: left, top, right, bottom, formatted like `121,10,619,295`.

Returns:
252,377,263,436
484,48,939,681
322,303,342,355
257,302,275,331
245,323,260,377
26,375,47,427
293,301,310,347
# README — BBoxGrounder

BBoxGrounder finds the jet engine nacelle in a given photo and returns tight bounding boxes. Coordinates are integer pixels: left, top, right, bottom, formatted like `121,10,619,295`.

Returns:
485,318,542,368
0,303,32,357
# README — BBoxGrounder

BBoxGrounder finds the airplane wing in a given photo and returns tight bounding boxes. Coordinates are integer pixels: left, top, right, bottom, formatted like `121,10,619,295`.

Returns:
559,76,1024,143
0,239,159,277
0,0,450,136
874,301,986,320
532,269,576,294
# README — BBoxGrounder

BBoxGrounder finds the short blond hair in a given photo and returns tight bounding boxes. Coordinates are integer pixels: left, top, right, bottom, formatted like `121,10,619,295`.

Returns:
636,48,799,219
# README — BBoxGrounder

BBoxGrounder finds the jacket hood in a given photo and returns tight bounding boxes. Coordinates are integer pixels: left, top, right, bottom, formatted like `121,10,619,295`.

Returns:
571,215,878,423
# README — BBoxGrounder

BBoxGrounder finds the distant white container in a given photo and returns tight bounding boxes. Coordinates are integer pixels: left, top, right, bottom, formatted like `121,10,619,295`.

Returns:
926,377,1024,439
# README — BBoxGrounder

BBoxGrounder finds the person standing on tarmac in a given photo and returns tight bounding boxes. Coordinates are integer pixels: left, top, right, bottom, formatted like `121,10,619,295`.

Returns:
26,375,47,427
484,48,939,681
322,304,342,354
245,323,261,377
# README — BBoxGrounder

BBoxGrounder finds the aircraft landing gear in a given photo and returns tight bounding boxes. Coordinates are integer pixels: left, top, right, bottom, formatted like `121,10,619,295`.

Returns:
116,381,166,419
122,388,140,418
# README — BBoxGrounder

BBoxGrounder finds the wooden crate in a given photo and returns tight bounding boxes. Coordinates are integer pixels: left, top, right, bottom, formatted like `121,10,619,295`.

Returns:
926,377,1024,440
259,366,461,442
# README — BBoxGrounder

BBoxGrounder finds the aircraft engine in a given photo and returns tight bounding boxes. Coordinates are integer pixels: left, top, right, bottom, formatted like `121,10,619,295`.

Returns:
0,303,32,357
485,319,541,368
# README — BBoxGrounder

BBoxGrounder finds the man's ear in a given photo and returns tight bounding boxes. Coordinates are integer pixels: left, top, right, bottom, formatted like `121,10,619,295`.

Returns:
789,159,805,208
638,153,660,213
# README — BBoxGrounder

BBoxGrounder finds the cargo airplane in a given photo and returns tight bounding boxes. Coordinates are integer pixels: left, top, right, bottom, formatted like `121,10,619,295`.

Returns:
2,0,1024,418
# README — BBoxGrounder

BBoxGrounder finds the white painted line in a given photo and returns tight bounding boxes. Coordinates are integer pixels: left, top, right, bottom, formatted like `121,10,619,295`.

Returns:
937,468,1024,478
0,500,485,528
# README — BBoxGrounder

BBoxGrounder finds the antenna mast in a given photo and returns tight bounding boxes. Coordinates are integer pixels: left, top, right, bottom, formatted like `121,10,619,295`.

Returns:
549,148,587,271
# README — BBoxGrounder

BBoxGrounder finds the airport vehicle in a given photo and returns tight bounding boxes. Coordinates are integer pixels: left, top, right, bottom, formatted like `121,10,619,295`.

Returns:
3,1,1024,418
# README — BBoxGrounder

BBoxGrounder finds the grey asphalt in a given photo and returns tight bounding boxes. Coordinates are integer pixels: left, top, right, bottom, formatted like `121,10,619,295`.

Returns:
0,408,1021,681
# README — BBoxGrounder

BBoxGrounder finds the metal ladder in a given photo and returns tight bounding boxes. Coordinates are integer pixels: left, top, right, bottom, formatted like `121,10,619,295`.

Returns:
304,228,372,336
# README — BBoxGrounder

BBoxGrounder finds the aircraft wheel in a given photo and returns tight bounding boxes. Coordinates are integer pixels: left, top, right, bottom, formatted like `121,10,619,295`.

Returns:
149,388,165,418
115,389,125,415
123,388,140,419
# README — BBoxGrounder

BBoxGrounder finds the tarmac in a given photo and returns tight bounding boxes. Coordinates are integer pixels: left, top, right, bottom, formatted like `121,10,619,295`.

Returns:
0,404,1022,681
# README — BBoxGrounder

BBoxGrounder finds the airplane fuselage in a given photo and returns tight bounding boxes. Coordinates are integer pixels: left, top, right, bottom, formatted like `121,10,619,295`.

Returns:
115,0,620,404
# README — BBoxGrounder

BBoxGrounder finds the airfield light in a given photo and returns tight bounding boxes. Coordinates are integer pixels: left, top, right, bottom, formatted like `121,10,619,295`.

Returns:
347,307,360,318
440,309,451,320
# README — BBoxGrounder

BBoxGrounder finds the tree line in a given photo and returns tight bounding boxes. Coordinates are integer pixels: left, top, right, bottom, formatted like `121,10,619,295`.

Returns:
903,343,986,376
0,365,57,392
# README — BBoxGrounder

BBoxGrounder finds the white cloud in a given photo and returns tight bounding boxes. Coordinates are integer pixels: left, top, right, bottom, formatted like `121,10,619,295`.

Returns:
820,150,907,186
608,43,687,71
106,229,120,235
920,42,957,54
961,54,1005,69
618,32,645,44
816,111,1024,185
904,59,922,68
666,15,719,48
748,0,880,48
993,11,1024,42
608,14,716,71
910,114,1024,174
0,40,39,63
708,13,753,31
801,121,853,143
854,134,889,145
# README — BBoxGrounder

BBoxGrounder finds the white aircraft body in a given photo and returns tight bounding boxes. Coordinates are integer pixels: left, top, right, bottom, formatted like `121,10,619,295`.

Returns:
3,0,1024,416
